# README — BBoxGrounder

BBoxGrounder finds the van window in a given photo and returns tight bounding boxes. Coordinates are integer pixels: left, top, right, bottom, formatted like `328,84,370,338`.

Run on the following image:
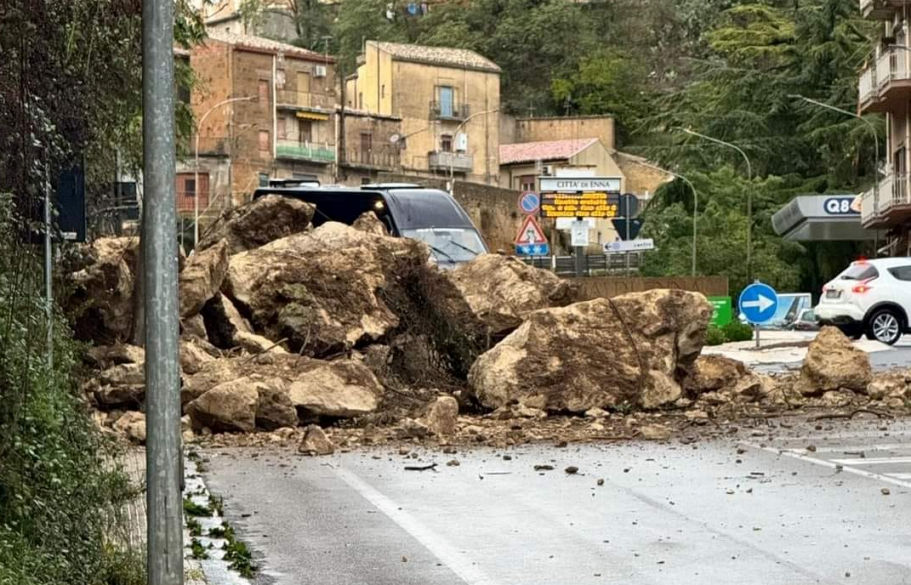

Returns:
840,263,878,280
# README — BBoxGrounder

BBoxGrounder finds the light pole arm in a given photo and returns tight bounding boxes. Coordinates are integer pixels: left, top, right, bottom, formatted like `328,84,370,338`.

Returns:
788,94,881,217
627,158,699,276
448,108,499,194
683,128,751,180
192,95,255,251
681,127,752,280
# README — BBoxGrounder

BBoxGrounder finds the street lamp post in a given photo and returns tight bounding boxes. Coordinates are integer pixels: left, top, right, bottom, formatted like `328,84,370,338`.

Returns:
194,96,256,250
682,128,753,280
449,108,499,195
627,158,699,276
788,94,880,218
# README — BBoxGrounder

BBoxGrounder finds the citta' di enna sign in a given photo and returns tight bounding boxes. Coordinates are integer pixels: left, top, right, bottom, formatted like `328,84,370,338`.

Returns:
539,177,622,193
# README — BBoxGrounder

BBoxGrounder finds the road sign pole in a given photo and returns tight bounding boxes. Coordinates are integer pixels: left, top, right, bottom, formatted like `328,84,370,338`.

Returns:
143,0,183,584
755,325,760,349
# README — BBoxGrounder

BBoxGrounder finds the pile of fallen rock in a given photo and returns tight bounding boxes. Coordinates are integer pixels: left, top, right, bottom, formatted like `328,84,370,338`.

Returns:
69,195,910,452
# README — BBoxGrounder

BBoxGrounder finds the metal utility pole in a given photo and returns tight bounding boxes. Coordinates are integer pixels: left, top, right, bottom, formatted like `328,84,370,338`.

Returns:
143,0,182,583
44,167,53,369
682,129,752,280
625,158,699,275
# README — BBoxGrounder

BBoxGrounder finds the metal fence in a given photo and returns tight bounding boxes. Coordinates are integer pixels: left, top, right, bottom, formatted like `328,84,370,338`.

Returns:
521,253,642,276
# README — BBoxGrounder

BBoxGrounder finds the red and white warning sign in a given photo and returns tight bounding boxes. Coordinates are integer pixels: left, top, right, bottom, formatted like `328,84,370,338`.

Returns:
515,214,547,245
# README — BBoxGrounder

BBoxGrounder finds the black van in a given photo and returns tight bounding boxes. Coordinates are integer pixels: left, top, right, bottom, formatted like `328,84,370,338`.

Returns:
252,181,488,267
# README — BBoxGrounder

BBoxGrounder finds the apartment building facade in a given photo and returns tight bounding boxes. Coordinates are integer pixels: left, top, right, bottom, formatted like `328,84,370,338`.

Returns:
183,30,336,212
858,0,911,254
345,41,501,185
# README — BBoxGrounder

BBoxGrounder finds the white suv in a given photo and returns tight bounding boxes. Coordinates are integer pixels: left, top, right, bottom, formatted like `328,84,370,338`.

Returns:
816,258,911,345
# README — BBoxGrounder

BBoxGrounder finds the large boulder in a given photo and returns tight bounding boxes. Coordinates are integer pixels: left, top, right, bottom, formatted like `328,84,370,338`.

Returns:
197,194,315,255
85,343,145,369
91,363,145,407
67,237,139,343
684,355,769,402
287,359,383,418
255,379,298,430
180,338,217,375
179,239,229,318
200,293,252,349
437,254,577,338
181,354,384,427
798,326,872,396
467,290,713,413
223,222,430,357
186,378,259,432
420,395,459,437
112,411,147,444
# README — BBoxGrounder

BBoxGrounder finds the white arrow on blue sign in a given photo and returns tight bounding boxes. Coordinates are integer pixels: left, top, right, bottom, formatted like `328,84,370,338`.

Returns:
738,282,779,325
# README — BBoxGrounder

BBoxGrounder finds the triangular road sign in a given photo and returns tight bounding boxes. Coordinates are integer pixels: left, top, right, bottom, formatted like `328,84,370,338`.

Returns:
515,215,547,245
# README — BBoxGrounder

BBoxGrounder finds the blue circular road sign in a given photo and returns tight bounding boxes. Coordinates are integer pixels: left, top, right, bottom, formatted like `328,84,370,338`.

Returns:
519,192,540,215
738,282,779,325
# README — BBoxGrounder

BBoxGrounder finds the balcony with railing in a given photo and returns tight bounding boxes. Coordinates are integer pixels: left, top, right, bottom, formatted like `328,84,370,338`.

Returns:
276,90,334,112
343,148,400,170
275,140,336,163
860,0,911,19
428,151,473,173
860,172,911,228
429,100,470,121
858,46,911,113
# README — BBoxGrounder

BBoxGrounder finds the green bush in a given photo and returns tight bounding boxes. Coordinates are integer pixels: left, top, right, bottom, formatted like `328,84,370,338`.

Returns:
705,325,726,346
722,320,755,342
0,194,143,585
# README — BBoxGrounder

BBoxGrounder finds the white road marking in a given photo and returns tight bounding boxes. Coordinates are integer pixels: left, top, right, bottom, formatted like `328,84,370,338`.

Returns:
886,473,911,480
334,466,500,585
829,457,911,465
788,443,911,454
740,442,911,489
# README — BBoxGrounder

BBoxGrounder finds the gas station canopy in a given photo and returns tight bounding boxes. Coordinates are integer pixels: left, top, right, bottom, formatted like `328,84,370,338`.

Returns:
772,195,875,241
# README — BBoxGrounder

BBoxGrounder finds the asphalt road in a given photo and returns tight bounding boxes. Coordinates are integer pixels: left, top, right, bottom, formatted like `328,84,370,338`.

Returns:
201,418,911,585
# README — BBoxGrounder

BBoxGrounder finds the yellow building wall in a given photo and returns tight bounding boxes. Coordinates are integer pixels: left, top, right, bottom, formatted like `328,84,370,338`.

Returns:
347,42,500,184
515,116,616,151
390,60,499,183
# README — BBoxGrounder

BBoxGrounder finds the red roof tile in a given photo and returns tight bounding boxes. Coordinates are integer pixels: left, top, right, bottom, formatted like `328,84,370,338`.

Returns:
499,138,599,165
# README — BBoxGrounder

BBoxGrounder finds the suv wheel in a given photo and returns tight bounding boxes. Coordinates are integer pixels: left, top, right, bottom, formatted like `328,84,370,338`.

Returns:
867,308,903,345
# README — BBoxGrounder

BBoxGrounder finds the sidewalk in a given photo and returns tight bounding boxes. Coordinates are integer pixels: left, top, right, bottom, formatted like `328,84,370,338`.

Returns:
702,330,893,368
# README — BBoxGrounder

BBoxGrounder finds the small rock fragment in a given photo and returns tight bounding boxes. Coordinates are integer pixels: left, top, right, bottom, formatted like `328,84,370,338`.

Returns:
298,425,334,456
565,466,579,475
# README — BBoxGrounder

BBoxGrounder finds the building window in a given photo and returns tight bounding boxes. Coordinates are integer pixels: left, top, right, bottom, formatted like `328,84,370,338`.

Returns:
184,178,196,198
258,80,269,105
438,86,454,117
258,130,270,154
358,92,363,109
441,134,452,152
381,84,385,99
360,132,373,153
298,120,312,144
519,175,536,192
277,117,288,140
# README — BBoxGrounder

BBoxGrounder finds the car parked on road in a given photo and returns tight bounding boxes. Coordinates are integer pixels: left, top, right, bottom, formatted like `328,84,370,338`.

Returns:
253,181,488,268
787,308,819,331
816,258,911,345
